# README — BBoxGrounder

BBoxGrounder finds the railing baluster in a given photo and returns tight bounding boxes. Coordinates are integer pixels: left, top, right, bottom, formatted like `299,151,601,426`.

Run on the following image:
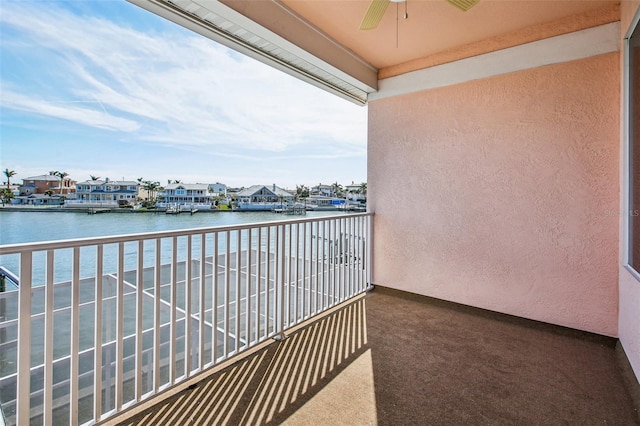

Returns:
199,233,206,370
288,224,293,327
303,222,308,320
340,217,345,302
170,236,177,384
116,242,124,411
153,238,161,392
294,223,300,324
338,218,347,302
44,250,54,425
94,245,104,419
224,231,230,358
332,218,337,307
337,218,341,304
185,235,193,376
278,224,285,336
213,232,219,364
136,240,144,401
235,230,241,353
256,228,262,342
265,226,271,338
314,222,324,313
349,217,354,298
322,220,327,310
246,229,252,346
348,217,353,297
17,251,32,426
71,247,80,425
312,222,318,315
347,217,351,298
338,218,349,303
358,216,362,292
359,217,368,291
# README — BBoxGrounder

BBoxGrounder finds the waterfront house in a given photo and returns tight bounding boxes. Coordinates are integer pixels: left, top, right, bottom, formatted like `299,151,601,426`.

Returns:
208,182,227,197
4,1,640,424
19,174,75,196
310,184,333,197
345,182,366,203
156,183,216,210
235,184,294,210
72,178,139,207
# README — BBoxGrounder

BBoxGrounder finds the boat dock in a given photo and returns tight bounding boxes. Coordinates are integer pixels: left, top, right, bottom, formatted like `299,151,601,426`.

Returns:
87,208,111,215
272,205,306,215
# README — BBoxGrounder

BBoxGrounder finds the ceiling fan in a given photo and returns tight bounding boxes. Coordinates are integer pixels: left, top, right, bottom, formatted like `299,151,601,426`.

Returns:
359,0,480,31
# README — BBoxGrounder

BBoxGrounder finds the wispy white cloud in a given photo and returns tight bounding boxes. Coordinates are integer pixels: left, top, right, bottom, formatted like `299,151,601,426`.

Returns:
0,1,367,158
1,89,140,132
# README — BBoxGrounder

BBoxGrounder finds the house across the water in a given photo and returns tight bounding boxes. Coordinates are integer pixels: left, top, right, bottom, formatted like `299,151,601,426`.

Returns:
235,184,294,210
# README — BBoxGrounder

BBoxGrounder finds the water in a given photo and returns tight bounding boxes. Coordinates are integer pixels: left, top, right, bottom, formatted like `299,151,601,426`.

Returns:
0,210,343,245
0,210,344,286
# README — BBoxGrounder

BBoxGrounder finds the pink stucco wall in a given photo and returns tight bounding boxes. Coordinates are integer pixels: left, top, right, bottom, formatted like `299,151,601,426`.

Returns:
369,53,620,335
620,0,640,381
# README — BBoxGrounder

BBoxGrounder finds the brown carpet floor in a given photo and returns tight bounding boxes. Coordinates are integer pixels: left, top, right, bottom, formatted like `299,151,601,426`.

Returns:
118,286,640,425
367,286,640,425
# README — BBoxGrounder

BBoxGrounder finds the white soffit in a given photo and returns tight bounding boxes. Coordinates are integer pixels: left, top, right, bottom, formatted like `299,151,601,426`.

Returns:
127,0,374,105
369,22,621,101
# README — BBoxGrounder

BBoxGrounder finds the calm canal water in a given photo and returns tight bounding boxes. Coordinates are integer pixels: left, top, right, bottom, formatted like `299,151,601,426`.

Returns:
0,209,348,284
0,209,344,245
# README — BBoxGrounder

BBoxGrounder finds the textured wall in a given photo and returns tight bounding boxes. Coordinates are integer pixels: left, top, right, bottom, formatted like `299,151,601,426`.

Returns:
620,0,640,383
369,53,620,335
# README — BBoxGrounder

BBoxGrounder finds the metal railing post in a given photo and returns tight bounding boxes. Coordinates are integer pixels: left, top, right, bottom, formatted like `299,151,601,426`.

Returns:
16,252,32,425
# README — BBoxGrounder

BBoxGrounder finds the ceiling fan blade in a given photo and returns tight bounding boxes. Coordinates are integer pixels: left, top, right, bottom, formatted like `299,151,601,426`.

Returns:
359,0,391,30
446,0,480,12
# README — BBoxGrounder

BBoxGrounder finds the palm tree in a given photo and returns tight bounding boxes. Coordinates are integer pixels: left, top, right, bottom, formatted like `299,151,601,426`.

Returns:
359,182,367,196
55,171,69,195
3,169,16,189
143,180,161,202
0,188,13,205
331,181,344,197
295,184,309,201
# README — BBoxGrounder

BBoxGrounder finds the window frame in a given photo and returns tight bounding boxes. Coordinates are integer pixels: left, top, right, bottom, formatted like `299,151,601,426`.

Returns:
624,10,640,281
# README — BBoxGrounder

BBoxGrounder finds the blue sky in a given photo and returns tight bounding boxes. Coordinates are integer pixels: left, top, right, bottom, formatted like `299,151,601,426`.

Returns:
0,0,368,188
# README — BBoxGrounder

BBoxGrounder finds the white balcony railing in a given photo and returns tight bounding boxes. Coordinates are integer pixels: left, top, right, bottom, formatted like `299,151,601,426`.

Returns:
0,213,372,425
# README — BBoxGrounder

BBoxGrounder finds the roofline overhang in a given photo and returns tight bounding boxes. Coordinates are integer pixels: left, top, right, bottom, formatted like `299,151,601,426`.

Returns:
127,0,378,105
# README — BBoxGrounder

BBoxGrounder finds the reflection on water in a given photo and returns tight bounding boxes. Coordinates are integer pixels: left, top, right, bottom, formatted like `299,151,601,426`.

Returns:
0,210,343,245
0,210,343,282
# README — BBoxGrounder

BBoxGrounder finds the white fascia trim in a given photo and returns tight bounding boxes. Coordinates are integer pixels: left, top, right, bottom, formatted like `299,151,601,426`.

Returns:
191,0,377,93
128,0,373,105
369,22,620,101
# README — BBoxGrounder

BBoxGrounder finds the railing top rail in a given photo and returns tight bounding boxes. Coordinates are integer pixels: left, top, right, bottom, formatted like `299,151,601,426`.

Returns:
0,212,373,254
